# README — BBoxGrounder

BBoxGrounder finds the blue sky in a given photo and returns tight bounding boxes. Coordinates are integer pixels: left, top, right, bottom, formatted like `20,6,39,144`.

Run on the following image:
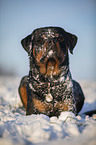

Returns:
0,0,96,80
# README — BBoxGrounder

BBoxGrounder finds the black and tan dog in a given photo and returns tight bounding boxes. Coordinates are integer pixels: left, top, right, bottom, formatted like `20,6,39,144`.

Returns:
18,27,85,117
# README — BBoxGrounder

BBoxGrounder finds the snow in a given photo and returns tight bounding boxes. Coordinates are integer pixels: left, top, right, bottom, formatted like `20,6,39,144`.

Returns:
0,77,96,145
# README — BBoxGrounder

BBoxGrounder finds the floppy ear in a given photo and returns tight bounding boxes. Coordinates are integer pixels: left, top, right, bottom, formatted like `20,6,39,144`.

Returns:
66,32,78,54
21,34,32,53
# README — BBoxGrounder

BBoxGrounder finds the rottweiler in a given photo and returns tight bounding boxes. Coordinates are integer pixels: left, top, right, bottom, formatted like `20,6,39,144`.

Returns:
18,26,85,117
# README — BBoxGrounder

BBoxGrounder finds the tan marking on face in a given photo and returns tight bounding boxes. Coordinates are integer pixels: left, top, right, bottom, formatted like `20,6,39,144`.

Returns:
39,63,46,75
33,47,47,75
46,57,60,76
33,48,36,59
56,41,61,54
19,86,27,109
55,33,59,37
53,58,60,75
36,50,43,62
47,61,55,73
33,47,44,63
43,41,48,51
32,39,66,76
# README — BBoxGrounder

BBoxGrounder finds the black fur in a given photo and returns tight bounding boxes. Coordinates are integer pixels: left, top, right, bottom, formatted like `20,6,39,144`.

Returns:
19,27,85,117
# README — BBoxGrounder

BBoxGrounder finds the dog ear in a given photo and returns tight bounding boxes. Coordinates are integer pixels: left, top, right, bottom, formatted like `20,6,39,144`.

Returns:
66,32,78,54
21,34,32,53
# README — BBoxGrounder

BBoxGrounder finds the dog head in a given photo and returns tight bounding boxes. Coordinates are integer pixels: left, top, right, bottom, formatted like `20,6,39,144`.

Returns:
21,27,77,77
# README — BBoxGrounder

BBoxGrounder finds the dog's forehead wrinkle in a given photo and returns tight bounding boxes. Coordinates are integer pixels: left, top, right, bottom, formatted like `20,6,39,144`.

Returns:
37,29,60,39
48,29,53,34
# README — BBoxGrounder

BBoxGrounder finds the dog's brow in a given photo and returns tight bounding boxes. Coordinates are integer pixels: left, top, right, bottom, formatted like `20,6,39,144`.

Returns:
45,30,56,38
55,33,59,37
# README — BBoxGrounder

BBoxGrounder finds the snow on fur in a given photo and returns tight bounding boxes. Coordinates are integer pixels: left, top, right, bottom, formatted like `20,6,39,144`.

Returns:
0,77,96,145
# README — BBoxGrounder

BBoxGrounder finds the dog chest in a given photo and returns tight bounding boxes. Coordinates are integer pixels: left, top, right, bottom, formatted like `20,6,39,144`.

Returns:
29,73,73,102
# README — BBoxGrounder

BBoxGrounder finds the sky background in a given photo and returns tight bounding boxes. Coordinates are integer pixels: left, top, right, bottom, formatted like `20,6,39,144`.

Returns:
0,0,96,80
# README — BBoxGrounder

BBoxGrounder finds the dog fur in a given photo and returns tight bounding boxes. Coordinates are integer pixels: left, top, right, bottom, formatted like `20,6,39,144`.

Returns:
18,27,85,117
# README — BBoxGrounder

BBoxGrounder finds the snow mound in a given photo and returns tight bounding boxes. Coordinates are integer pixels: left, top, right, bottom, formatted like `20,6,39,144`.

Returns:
0,77,96,145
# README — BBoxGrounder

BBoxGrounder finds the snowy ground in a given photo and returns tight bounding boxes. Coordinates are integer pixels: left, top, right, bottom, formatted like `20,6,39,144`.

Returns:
0,77,96,145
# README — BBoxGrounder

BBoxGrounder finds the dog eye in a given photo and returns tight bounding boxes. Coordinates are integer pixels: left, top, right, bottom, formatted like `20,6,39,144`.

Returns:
36,37,44,44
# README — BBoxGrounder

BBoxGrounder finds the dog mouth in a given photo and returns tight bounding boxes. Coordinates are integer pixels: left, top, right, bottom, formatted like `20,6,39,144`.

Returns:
38,56,62,77
33,40,66,77
33,49,65,77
